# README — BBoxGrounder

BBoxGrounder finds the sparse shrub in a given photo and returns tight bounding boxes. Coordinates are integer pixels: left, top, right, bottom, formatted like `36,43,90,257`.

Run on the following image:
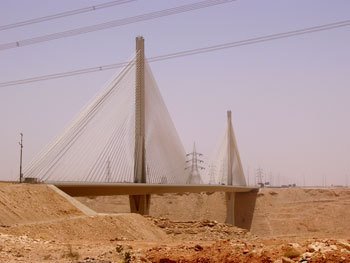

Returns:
116,244,123,253
123,251,131,263
62,244,80,260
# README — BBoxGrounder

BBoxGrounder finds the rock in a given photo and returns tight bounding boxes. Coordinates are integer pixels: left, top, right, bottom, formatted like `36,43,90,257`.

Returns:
283,245,301,259
173,229,181,235
329,245,338,251
14,252,24,258
308,242,325,252
242,249,249,254
159,259,176,263
288,243,301,249
338,240,350,251
139,256,148,262
281,257,295,263
301,252,313,259
194,244,203,251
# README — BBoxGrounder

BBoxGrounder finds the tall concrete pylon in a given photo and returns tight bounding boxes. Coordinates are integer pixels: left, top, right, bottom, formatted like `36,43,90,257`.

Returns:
226,110,246,186
129,36,150,214
134,36,146,184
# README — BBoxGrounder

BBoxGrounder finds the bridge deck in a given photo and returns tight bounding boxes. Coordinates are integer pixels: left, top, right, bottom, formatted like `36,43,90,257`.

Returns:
53,183,258,196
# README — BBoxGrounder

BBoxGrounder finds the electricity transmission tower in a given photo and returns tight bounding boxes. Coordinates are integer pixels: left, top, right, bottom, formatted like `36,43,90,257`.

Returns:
185,143,204,184
256,167,264,187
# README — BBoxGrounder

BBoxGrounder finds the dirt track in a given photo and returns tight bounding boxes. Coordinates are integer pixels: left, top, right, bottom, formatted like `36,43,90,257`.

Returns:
247,187,350,238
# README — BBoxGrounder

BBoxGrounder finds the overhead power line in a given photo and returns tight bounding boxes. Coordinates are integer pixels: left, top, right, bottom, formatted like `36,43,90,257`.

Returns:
0,0,137,31
0,19,349,88
0,0,236,51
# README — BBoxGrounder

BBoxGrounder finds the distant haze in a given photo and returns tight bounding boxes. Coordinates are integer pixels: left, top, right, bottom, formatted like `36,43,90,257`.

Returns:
0,0,349,186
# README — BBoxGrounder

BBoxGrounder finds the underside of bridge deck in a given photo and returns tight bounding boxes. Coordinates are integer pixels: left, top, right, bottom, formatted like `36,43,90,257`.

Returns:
54,183,257,197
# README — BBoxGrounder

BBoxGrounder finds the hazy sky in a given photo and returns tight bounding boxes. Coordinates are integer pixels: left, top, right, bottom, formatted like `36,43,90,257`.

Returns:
0,0,349,186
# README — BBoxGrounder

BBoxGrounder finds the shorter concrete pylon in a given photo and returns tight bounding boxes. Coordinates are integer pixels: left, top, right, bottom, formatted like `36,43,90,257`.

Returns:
225,110,245,224
226,110,246,186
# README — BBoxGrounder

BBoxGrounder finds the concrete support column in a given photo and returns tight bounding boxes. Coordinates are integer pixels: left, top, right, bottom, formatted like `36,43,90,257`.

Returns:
129,194,151,214
225,192,235,225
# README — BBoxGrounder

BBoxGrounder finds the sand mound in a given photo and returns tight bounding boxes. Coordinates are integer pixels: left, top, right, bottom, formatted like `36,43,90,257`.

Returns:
0,183,83,226
0,183,167,242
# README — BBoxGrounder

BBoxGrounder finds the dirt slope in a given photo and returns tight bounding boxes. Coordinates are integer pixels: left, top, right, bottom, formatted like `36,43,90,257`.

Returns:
0,183,168,243
248,187,350,238
0,183,83,226
76,192,227,221
1,214,168,243
77,187,350,239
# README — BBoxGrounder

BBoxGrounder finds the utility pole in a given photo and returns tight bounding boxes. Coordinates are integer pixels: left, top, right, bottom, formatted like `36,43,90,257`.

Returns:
19,133,23,183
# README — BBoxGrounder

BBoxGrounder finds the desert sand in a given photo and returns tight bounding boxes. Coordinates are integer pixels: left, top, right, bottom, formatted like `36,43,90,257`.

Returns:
0,182,349,262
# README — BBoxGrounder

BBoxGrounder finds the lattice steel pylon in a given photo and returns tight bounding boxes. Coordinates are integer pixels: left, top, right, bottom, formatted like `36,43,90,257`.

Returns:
185,142,204,184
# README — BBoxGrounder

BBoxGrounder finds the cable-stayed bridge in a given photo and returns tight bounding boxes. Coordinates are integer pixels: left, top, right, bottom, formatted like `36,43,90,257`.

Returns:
22,37,256,223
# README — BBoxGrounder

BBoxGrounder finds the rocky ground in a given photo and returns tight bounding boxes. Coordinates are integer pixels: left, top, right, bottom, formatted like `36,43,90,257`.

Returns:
143,238,350,263
0,219,349,262
0,183,349,262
